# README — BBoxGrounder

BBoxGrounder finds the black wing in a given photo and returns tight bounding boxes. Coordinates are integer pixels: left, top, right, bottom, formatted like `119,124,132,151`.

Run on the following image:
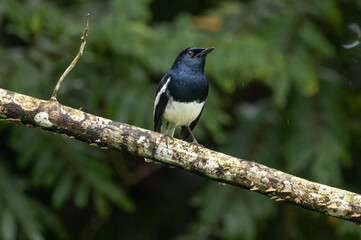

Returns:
180,106,204,140
153,75,171,132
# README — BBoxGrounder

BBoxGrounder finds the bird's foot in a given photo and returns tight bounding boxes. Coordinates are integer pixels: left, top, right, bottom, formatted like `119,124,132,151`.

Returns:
160,132,174,147
190,139,203,150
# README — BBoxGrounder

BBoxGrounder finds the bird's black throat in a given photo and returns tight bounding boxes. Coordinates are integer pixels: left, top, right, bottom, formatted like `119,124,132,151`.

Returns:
168,71,208,103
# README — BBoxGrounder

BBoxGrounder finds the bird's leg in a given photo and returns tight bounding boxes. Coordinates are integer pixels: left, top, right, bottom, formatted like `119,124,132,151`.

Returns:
160,122,174,147
186,125,203,148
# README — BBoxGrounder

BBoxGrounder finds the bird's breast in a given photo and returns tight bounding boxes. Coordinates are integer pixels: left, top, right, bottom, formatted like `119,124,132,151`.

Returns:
163,98,205,127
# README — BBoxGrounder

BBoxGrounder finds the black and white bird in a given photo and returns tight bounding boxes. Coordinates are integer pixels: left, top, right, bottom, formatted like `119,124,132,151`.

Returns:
146,47,214,162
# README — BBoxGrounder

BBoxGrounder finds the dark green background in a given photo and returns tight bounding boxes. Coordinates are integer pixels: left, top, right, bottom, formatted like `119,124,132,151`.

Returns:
1,0,361,239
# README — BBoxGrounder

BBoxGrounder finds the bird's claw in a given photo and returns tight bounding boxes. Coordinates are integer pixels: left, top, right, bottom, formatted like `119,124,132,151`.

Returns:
190,140,203,150
160,133,174,147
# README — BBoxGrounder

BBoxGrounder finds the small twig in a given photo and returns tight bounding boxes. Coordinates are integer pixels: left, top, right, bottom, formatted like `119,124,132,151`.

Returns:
50,13,90,101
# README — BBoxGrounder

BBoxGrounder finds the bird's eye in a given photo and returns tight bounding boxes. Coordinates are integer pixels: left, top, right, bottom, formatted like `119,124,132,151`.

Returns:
187,50,194,57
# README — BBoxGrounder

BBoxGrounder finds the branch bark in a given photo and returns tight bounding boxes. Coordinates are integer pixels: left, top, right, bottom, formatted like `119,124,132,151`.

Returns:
0,87,361,225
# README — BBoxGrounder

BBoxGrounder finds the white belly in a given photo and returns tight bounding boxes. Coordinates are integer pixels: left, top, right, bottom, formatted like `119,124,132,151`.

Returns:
163,99,204,127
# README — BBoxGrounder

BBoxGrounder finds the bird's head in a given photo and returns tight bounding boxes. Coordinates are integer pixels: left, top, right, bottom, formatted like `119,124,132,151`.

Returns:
171,47,215,72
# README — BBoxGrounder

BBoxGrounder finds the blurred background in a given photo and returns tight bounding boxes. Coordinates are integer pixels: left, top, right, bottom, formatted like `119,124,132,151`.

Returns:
1,0,361,239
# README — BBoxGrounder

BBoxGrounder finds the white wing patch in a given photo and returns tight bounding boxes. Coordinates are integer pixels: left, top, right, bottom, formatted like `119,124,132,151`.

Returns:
163,99,205,127
153,77,171,116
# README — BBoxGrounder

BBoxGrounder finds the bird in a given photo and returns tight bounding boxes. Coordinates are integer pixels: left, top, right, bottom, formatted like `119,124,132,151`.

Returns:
145,46,214,162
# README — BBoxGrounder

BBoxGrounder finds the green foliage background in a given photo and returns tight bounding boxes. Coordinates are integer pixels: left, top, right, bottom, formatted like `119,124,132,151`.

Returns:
1,0,361,239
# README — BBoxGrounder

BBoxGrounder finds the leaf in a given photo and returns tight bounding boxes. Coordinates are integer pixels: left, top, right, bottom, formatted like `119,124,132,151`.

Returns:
288,46,319,96
1,209,17,240
32,148,53,185
74,180,89,208
93,193,109,219
0,163,44,240
299,21,334,56
30,200,67,239
52,171,74,209
185,183,276,239
81,168,135,212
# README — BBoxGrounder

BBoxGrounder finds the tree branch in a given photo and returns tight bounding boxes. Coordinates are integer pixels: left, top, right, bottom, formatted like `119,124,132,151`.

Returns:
0,87,361,225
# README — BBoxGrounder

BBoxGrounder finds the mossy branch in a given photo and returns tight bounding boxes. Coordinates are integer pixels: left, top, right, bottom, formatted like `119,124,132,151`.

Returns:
0,87,361,225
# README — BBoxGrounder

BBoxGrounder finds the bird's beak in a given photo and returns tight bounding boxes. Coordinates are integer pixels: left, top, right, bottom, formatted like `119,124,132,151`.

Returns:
195,47,215,57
